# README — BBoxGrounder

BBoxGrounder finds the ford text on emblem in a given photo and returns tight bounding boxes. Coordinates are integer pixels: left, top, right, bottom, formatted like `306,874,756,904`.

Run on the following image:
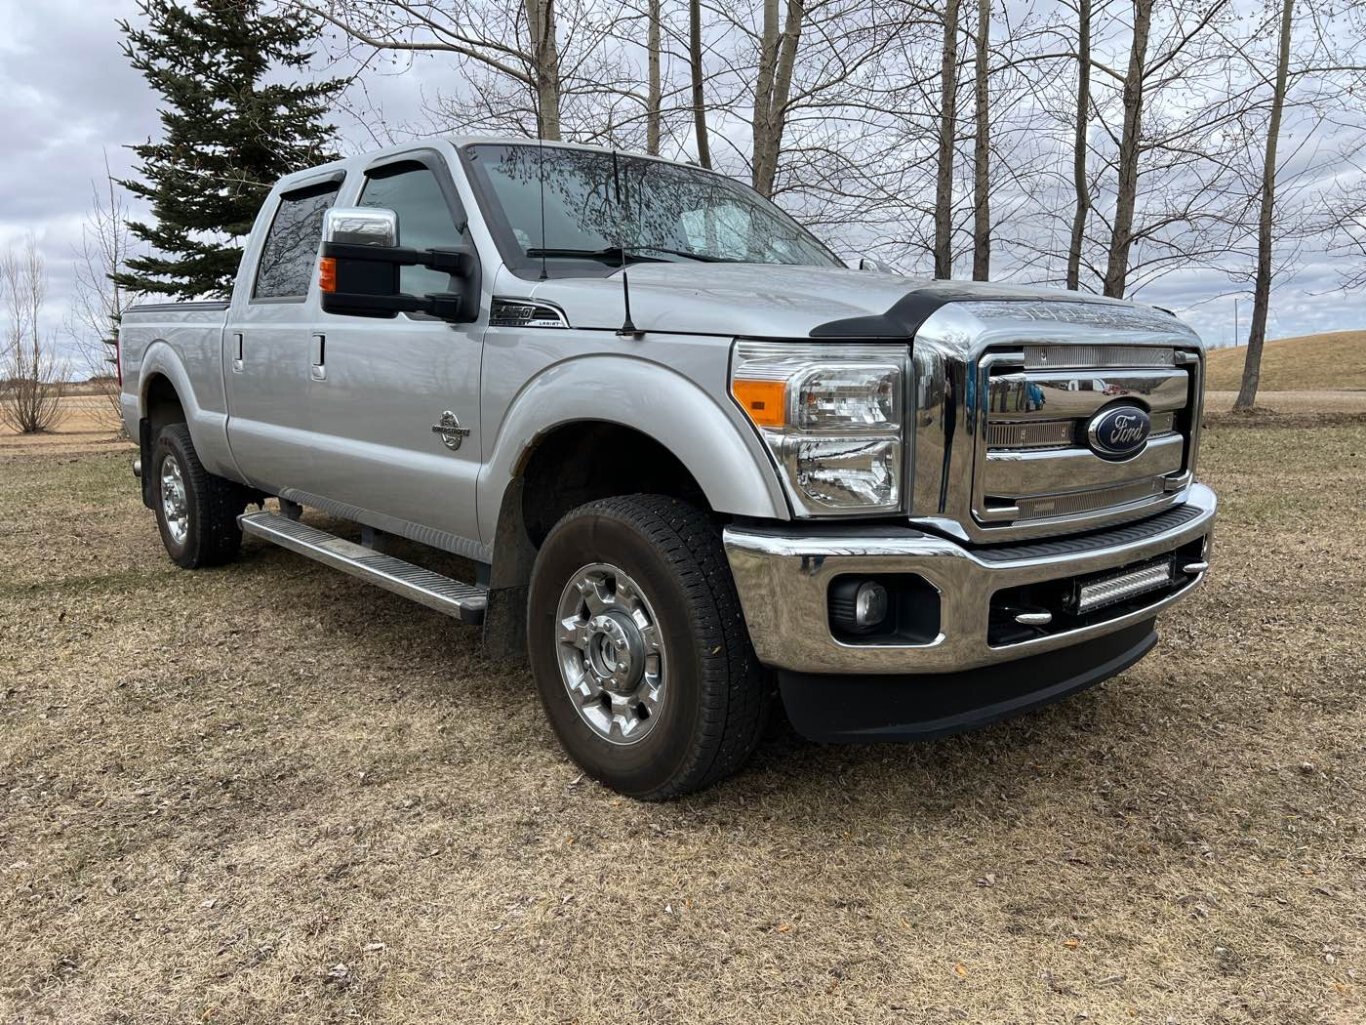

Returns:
1087,405,1152,460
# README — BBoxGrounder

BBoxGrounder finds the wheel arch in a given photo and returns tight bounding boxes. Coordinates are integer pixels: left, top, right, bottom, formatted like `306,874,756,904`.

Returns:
478,357,791,659
136,340,239,483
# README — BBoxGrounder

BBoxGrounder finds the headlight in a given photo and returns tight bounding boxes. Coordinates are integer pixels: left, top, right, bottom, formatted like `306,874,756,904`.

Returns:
731,342,905,515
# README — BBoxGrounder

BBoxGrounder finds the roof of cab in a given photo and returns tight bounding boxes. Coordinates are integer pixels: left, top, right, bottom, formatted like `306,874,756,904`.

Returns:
270,135,701,194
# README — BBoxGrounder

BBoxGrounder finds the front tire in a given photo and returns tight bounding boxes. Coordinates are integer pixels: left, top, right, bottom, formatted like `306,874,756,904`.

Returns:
152,423,247,569
527,495,769,800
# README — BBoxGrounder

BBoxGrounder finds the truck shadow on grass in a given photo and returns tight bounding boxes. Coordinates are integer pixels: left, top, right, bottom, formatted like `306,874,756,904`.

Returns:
235,524,1167,822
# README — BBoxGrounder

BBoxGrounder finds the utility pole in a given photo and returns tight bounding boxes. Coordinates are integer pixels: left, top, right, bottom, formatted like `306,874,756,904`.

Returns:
1234,297,1240,347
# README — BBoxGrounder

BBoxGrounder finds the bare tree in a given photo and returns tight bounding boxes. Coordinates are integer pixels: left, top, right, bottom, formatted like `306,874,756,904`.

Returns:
934,0,961,278
1066,0,1092,290
1233,0,1294,410
646,0,662,155
1100,0,1153,298
971,0,990,280
689,0,712,168
1093,0,1238,298
1,237,64,435
298,1,572,139
752,0,804,198
68,156,138,431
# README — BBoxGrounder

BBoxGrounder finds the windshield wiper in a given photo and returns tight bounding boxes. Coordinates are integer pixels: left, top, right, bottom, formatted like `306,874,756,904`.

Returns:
526,246,666,265
525,245,740,264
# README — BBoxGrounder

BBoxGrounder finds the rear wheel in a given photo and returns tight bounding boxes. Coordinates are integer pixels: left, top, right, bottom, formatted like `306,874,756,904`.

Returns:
527,495,769,800
152,423,247,569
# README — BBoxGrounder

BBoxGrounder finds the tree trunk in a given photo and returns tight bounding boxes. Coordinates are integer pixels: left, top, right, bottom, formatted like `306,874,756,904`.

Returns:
646,0,661,154
1235,0,1294,411
1102,0,1152,298
689,0,711,168
971,0,990,281
1066,0,1091,290
526,0,561,140
752,0,803,198
935,0,960,279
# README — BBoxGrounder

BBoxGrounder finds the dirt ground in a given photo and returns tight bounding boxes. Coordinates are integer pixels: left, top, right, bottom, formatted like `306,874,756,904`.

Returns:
1,405,1363,1024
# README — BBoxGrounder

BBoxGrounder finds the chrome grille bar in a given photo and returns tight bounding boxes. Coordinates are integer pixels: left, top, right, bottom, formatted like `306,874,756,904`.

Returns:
989,410,1175,451
987,420,1075,450
1024,345,1175,369
1013,478,1167,520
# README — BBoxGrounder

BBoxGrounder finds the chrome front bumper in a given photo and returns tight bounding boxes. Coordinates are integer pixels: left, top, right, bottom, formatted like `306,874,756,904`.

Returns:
723,483,1216,675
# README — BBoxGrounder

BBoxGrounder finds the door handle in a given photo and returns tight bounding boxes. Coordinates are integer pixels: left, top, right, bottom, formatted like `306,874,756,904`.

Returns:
310,333,326,382
231,333,243,373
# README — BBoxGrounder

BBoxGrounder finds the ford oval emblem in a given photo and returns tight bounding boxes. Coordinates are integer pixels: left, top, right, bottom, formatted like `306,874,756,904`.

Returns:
1087,405,1151,460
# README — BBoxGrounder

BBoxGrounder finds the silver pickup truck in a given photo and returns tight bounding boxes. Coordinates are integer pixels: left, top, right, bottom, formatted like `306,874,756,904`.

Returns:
119,137,1216,799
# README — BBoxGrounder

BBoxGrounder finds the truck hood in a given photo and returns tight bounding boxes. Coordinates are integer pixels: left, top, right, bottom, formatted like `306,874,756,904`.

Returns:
510,263,1156,340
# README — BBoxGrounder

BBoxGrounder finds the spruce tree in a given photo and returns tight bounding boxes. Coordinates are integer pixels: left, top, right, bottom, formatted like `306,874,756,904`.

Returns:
116,1,345,298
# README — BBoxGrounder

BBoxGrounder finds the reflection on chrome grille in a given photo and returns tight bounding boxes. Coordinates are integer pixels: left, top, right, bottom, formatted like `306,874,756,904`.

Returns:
988,420,1074,450
1149,410,1176,436
1024,345,1174,370
1013,478,1166,520
988,410,1175,451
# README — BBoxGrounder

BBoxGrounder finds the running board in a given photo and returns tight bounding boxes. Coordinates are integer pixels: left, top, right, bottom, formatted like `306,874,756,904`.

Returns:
238,511,487,625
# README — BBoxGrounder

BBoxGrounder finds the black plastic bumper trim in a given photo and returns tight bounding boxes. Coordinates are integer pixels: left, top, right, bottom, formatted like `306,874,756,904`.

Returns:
973,503,1203,562
777,619,1157,743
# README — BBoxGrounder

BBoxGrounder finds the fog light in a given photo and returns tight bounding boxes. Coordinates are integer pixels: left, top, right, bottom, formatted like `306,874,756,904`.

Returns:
830,578,889,634
855,581,888,627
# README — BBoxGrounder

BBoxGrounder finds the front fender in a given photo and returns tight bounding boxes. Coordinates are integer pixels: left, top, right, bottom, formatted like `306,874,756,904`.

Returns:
477,354,790,543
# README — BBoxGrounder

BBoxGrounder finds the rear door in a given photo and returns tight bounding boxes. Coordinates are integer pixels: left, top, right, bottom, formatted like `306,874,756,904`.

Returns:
223,176,342,492
305,150,486,554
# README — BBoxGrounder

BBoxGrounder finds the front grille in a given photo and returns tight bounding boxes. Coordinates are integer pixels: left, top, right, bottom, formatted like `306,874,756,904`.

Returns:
973,347,1199,531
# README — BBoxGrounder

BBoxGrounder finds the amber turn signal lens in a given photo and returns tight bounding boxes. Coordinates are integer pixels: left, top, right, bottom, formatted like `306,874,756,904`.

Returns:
318,256,336,293
732,379,788,428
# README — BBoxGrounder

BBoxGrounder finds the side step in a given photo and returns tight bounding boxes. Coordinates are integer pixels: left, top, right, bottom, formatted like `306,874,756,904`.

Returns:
238,511,487,625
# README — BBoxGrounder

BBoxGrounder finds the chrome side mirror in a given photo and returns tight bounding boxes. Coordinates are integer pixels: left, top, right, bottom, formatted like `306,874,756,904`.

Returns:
323,206,399,248
320,205,474,322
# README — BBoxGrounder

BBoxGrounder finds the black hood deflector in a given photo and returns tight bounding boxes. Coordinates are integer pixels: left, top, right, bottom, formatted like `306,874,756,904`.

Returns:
808,282,1133,340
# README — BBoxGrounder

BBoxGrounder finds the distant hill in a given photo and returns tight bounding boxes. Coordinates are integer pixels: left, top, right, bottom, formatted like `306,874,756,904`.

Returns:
1204,330,1366,391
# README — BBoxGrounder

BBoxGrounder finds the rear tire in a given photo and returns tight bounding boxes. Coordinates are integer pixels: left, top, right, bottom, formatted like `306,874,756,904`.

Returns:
527,495,770,800
152,423,247,569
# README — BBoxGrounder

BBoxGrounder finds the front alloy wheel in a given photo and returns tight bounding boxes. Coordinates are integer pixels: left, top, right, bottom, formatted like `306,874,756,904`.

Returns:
556,563,667,745
528,494,770,800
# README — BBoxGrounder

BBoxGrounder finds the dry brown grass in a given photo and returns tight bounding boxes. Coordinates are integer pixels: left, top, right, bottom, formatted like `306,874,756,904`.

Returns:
1205,389,1366,416
2,416,1364,1024
0,395,126,457
1205,331,1366,392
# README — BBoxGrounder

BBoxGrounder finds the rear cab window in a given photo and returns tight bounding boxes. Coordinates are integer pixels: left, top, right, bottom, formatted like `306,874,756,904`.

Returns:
253,180,342,300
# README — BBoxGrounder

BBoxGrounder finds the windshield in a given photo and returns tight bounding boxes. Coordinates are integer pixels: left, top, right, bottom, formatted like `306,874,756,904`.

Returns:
462,143,840,277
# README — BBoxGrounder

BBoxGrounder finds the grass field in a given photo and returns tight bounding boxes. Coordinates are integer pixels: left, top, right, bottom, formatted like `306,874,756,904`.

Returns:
1205,330,1366,392
2,415,1364,1024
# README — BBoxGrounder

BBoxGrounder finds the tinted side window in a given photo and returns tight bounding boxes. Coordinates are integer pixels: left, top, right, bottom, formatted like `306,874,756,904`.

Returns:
253,182,340,299
360,163,463,297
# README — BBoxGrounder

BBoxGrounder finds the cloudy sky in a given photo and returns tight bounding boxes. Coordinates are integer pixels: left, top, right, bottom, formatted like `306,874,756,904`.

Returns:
1,0,1360,374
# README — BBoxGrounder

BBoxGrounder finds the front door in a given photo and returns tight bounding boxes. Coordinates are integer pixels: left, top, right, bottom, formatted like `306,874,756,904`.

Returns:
305,151,485,554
